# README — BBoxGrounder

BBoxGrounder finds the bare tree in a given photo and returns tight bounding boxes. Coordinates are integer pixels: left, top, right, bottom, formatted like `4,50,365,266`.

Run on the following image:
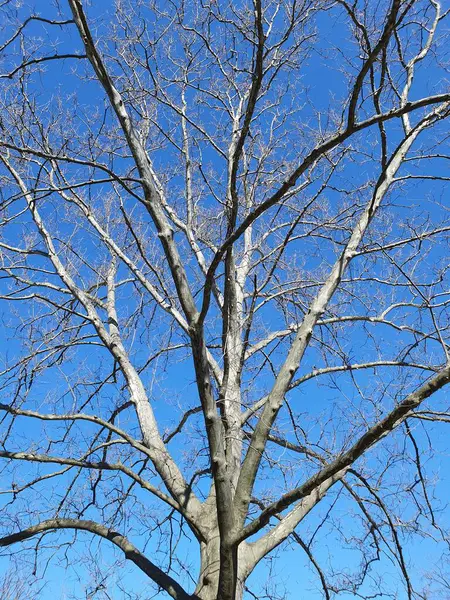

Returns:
0,566,40,600
0,0,450,598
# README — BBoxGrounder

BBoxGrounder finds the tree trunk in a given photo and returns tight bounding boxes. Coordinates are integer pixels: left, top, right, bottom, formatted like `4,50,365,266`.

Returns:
194,535,221,600
194,535,245,600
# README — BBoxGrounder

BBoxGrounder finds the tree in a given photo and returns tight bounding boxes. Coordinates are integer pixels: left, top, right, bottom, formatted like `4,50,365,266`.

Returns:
0,567,39,600
0,0,450,597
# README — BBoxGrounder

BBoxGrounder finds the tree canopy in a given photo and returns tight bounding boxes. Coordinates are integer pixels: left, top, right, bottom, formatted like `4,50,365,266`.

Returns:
1,0,450,598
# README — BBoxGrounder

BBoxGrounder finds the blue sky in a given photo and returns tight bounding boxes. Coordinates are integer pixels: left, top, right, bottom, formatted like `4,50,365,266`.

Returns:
1,0,450,599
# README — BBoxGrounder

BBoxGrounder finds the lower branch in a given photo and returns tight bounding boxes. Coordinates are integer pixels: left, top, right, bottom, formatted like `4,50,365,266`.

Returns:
242,469,346,572
0,518,191,600
239,363,450,541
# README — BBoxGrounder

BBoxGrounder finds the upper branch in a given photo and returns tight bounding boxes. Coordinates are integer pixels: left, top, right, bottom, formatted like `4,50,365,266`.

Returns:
232,103,449,530
68,0,198,323
346,0,402,128
198,93,450,325
67,4,231,517
227,0,265,231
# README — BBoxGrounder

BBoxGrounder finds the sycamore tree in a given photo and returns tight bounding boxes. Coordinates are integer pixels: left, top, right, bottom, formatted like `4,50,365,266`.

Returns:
1,0,450,598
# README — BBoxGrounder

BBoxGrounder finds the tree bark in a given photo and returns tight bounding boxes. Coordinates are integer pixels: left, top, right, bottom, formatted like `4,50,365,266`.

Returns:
194,532,244,600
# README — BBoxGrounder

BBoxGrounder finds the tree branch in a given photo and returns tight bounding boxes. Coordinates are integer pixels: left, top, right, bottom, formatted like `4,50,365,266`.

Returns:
0,519,192,600
239,362,450,542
